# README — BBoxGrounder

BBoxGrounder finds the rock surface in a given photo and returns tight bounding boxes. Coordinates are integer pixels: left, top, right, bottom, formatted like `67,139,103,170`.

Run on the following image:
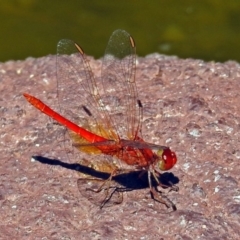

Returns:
1,53,240,239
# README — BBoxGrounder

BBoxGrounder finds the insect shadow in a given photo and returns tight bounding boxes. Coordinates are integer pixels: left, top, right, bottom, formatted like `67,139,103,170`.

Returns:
33,155,179,207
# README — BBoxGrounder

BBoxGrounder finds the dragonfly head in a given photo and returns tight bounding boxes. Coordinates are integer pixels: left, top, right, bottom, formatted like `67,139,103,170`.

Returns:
157,148,177,171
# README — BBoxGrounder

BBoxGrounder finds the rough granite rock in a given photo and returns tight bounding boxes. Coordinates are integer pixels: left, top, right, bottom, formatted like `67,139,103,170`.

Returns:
0,53,240,239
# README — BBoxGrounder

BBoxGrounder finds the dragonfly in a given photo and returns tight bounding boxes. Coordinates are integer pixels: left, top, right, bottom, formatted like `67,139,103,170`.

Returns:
23,29,178,210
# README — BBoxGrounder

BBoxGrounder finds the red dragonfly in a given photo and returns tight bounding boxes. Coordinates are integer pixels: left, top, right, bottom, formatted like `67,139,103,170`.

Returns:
23,29,177,210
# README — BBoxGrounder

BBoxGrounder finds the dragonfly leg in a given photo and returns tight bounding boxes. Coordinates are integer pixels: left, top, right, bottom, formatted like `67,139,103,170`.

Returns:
77,177,123,207
84,169,121,208
148,170,177,211
166,182,179,192
152,170,179,192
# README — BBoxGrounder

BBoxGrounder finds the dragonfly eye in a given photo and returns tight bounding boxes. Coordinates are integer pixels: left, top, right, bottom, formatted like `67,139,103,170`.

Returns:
157,148,177,171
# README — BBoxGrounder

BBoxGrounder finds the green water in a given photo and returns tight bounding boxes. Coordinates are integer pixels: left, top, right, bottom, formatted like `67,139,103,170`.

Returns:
1,0,240,62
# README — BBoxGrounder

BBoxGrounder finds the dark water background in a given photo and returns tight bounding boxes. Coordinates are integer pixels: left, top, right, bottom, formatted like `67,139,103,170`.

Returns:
1,0,240,62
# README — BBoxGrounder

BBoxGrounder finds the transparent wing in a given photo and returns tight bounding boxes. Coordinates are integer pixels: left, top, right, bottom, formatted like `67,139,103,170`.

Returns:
57,39,118,142
57,29,140,148
100,29,140,140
